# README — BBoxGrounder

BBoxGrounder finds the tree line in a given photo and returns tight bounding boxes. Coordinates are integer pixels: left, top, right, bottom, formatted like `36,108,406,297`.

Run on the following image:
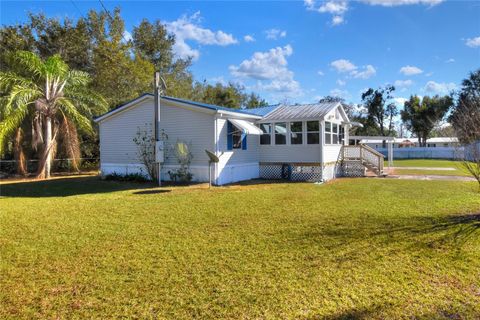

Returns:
0,8,267,177
322,69,479,147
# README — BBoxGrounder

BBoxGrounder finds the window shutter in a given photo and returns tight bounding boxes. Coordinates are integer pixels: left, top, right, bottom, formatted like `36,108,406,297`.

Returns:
227,121,233,150
242,131,247,150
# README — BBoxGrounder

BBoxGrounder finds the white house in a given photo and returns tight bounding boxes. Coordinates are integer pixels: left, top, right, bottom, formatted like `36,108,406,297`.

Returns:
95,94,383,185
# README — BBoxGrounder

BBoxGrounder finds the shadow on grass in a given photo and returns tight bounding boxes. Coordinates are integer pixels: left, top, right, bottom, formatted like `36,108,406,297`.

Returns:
291,212,480,254
0,176,158,198
133,189,171,195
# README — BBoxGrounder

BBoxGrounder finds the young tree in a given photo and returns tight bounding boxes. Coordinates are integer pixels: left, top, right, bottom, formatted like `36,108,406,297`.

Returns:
401,95,453,147
244,92,269,109
0,51,107,178
361,85,397,137
449,69,480,144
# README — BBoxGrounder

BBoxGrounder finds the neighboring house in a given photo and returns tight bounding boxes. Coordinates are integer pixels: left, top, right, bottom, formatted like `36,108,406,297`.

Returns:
361,137,459,149
95,94,371,185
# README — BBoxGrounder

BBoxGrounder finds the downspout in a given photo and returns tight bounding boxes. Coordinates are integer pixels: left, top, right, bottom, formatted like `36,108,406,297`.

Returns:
213,112,219,185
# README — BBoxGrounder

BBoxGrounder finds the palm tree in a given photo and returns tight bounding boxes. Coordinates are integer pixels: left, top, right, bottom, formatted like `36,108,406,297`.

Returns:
0,51,107,178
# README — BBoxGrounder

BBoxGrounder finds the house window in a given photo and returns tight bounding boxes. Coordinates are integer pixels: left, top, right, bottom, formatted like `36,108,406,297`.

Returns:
324,121,331,144
332,123,339,144
307,121,319,144
290,122,303,144
339,126,345,145
275,123,287,145
260,123,271,145
227,121,246,150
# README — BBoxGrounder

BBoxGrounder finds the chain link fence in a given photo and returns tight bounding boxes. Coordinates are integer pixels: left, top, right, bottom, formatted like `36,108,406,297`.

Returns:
0,158,99,176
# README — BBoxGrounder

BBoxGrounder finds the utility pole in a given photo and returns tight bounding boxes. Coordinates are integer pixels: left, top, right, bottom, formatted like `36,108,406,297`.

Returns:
154,71,162,186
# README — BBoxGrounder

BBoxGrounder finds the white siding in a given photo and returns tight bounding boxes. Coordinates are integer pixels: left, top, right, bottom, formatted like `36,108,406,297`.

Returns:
214,116,260,185
99,99,153,164
99,98,215,176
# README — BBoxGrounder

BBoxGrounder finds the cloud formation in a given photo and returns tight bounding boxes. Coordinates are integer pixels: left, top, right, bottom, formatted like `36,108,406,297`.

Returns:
304,0,443,26
330,59,376,79
264,29,287,40
399,65,423,76
465,36,480,48
165,12,238,60
424,81,456,94
244,35,255,42
229,45,301,95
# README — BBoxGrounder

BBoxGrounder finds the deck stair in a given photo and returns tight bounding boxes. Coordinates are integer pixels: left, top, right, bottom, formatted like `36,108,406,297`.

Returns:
341,144,386,177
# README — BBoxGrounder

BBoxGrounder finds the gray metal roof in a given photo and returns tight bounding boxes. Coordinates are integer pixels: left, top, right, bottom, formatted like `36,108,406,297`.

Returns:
260,102,340,121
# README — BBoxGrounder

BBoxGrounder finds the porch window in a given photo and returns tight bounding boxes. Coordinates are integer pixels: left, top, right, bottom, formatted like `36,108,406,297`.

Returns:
260,123,272,145
324,121,331,144
307,121,319,144
275,123,287,145
339,125,345,145
290,122,303,144
332,123,339,144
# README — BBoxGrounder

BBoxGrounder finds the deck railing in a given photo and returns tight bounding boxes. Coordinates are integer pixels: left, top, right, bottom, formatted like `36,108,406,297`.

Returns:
343,144,384,175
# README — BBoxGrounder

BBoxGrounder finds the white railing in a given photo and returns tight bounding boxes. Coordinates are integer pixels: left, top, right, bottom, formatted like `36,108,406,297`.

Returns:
343,144,384,175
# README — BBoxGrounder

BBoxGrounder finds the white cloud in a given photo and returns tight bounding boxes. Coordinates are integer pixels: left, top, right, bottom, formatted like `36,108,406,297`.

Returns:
165,12,238,60
317,70,325,76
330,88,350,99
332,15,345,25
360,0,443,6
331,59,357,73
305,1,348,26
264,29,287,40
244,35,255,42
465,36,480,48
445,58,455,63
123,30,132,42
424,81,456,94
337,79,346,86
229,45,301,95
394,79,413,88
305,0,443,26
393,97,407,106
330,59,376,79
351,65,376,79
399,65,423,76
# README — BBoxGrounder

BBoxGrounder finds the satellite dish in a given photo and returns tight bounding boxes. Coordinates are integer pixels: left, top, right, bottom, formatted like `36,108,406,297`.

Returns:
205,149,220,163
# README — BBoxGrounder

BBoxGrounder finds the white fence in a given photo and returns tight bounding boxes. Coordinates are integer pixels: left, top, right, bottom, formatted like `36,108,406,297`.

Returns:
375,147,465,160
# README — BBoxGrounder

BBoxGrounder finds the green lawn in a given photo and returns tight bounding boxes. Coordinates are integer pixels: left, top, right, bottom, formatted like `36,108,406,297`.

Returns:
384,159,471,176
1,176,480,319
386,159,465,168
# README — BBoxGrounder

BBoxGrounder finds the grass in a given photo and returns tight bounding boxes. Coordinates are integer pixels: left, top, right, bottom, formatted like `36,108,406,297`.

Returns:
386,159,471,177
1,176,480,319
386,159,465,168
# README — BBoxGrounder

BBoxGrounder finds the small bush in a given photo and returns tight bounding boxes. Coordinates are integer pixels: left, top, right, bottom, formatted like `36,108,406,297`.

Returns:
104,172,151,183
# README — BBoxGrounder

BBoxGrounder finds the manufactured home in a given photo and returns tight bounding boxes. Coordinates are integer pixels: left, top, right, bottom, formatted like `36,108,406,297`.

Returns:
95,94,385,185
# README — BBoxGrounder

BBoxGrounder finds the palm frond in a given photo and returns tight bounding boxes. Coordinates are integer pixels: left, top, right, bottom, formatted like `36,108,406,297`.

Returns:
12,51,46,79
2,85,40,119
44,54,69,78
63,86,108,116
56,97,94,135
65,70,91,88
0,103,29,155
0,71,37,92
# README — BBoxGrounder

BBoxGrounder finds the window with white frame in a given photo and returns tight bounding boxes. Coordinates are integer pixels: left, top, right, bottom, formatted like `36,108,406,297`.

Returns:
324,121,332,144
332,123,339,144
325,121,341,145
307,121,319,144
275,123,287,144
290,122,303,144
260,123,271,145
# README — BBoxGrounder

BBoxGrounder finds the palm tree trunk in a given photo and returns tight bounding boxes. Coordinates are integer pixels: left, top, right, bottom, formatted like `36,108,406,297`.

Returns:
36,116,53,179
14,128,27,176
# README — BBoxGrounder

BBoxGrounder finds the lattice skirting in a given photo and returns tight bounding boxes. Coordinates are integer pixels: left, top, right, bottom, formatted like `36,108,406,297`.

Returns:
259,163,323,182
341,160,365,177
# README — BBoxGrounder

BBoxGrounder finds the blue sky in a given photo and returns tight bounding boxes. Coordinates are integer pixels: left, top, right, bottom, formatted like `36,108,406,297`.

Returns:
1,0,479,106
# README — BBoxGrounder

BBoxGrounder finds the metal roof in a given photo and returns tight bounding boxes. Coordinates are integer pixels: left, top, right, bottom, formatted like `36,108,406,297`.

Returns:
260,102,340,121
246,105,280,117
94,93,261,122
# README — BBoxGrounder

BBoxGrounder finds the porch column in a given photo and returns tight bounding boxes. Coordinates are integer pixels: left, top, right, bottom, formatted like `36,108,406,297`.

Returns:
388,141,394,167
